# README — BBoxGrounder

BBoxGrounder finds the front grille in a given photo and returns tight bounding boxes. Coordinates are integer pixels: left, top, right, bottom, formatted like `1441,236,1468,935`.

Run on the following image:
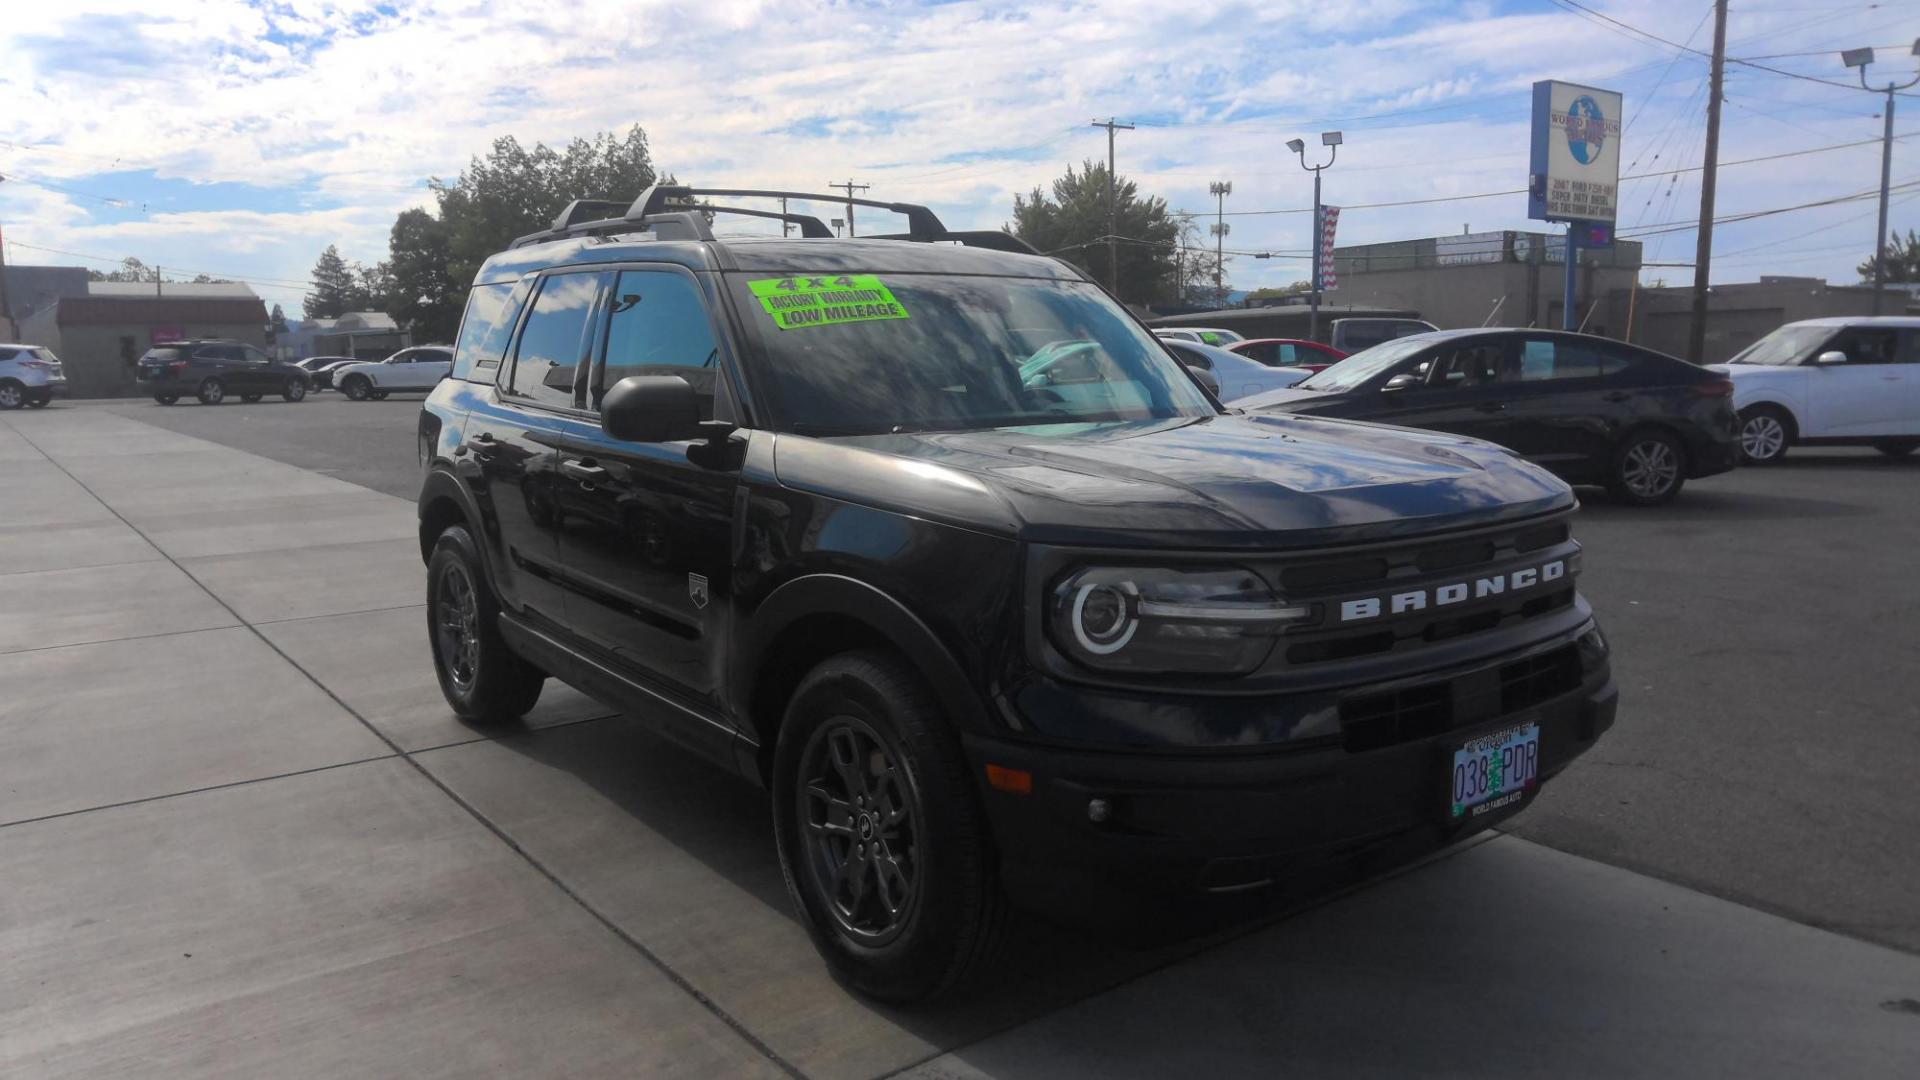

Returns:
1339,642,1584,752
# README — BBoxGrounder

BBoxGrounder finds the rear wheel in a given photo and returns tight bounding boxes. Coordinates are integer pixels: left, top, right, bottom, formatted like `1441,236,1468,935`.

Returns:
773,651,1006,1003
1607,430,1686,506
0,380,23,410
1738,406,1791,465
196,378,225,405
341,375,371,401
154,394,179,405
1876,440,1917,458
426,524,545,724
369,390,390,401
282,378,307,402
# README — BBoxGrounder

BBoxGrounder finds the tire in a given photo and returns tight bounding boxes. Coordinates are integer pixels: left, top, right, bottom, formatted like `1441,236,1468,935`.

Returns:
25,396,49,409
773,650,1007,1004
154,394,179,405
1738,406,1791,465
1876,440,1917,457
0,380,23,410
1606,429,1686,506
369,391,390,401
426,524,545,724
341,376,371,401
282,378,307,402
241,394,263,403
196,378,226,405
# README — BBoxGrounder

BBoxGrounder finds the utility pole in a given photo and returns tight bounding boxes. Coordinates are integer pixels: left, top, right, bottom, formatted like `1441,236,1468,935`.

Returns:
0,210,18,342
1208,181,1232,300
780,196,790,238
1842,40,1920,315
1686,0,1728,363
829,179,869,237
1090,118,1134,296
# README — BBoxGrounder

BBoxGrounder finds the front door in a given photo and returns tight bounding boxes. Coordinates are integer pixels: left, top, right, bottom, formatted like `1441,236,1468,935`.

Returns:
549,267,742,710
1366,338,1513,445
1802,326,1908,436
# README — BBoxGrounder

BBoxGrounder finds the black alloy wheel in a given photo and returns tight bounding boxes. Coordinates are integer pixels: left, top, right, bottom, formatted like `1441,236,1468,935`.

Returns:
196,378,225,405
341,376,371,401
1608,430,1685,506
425,524,545,723
282,378,307,402
773,651,1006,1003
1738,407,1790,465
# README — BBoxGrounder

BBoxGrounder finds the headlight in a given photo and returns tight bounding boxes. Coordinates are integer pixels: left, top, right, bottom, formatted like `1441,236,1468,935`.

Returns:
1047,566,1310,676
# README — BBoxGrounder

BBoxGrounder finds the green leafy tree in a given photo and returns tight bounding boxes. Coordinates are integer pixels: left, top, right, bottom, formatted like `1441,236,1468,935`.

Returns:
1246,281,1313,301
304,245,358,319
86,257,157,283
1858,228,1920,283
353,261,394,313
384,208,459,341
1007,161,1202,306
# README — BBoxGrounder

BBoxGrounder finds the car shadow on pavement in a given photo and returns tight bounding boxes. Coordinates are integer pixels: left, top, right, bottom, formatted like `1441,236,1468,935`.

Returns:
1571,486,1875,522
456,711,1405,1064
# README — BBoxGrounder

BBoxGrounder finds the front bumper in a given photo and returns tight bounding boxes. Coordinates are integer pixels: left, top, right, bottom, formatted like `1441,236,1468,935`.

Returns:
967,626,1616,914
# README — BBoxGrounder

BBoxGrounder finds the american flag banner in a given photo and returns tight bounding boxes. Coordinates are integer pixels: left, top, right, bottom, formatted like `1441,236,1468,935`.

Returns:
1317,205,1340,291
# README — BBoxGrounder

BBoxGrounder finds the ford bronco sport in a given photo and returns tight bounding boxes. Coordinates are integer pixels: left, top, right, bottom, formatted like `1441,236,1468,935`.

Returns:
416,187,1616,1003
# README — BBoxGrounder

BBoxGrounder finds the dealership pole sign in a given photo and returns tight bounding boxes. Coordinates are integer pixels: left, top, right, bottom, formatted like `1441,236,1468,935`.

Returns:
1529,81,1621,224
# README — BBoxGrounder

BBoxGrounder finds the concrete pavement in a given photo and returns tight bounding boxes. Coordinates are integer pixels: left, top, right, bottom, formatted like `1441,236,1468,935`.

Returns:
2,405,1916,1078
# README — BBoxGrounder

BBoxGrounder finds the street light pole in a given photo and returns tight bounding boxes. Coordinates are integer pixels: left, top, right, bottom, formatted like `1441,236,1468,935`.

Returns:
1289,131,1343,342
1843,41,1920,316
1208,181,1232,300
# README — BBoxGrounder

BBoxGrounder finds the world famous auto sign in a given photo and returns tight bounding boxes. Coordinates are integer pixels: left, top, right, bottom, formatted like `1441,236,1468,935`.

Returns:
1528,81,1622,224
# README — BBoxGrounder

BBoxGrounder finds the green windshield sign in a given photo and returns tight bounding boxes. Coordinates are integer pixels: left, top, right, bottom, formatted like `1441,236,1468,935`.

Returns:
748,275,910,330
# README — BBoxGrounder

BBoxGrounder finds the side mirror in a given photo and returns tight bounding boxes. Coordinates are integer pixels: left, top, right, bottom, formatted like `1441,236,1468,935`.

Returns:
602,375,701,442
1186,364,1221,398
1813,350,1847,366
1382,373,1421,392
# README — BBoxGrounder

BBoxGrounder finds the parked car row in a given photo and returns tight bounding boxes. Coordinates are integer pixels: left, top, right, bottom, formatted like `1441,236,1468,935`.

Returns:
131,342,453,405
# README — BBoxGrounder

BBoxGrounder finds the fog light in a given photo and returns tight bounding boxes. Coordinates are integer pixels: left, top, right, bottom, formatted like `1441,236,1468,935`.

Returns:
1087,797,1111,823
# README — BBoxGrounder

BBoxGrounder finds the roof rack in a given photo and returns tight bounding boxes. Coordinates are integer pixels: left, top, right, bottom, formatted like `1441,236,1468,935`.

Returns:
509,186,1040,257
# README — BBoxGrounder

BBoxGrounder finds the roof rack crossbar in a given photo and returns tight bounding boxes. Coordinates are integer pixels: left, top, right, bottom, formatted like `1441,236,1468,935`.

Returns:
627,185,948,239
550,198,631,232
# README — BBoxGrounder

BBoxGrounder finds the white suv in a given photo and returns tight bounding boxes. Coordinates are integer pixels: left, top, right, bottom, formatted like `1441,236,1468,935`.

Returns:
1714,317,1920,463
331,346,454,401
0,344,69,409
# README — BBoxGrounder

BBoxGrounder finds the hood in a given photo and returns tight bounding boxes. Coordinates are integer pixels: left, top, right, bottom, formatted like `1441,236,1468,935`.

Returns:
772,414,1573,550
1233,385,1336,411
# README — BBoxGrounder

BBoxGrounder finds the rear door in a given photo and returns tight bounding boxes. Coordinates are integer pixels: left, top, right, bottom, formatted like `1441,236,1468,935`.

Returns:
548,266,743,710
1802,326,1906,436
460,269,610,628
1494,335,1623,475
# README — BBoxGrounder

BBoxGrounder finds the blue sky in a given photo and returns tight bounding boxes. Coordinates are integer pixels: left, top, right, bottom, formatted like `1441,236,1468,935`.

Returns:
1,0,1914,311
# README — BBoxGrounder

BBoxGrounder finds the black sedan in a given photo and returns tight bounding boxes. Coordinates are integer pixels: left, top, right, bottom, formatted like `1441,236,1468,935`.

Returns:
295,355,361,390
1238,329,1739,505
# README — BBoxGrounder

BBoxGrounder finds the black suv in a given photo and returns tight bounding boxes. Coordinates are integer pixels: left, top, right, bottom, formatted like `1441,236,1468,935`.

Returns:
416,187,1616,1002
136,340,310,405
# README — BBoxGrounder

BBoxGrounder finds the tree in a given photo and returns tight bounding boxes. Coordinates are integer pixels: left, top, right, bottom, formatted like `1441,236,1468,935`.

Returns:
86,257,157,283
1007,161,1202,306
1246,281,1314,301
1858,228,1920,283
385,208,459,342
304,245,358,319
353,260,394,313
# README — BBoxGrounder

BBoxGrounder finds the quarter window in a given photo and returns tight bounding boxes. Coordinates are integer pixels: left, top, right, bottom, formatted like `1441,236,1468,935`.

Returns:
451,281,528,381
507,272,608,409
596,270,720,417
1507,339,1612,381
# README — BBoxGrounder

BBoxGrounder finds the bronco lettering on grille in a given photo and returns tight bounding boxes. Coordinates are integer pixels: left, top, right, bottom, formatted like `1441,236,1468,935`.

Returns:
1338,560,1565,623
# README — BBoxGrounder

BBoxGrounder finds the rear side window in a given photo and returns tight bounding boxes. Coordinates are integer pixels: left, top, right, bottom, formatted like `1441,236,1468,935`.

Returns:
143,348,184,362
506,271,607,410
0,348,14,361
450,281,529,381
596,270,719,416
1509,339,1613,381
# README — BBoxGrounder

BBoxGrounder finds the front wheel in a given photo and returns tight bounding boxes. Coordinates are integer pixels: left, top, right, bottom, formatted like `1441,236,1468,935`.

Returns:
282,378,307,402
154,394,179,405
773,651,1006,1003
1607,430,1686,506
426,524,545,724
196,378,225,405
1738,406,1791,465
341,376,371,401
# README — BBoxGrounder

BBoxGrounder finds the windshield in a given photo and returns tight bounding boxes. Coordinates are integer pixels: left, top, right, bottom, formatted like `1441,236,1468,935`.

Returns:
730,273,1214,435
1726,324,1833,366
1297,336,1433,392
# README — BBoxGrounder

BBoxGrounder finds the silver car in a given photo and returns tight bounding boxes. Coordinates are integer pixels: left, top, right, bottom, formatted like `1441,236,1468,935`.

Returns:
0,344,69,409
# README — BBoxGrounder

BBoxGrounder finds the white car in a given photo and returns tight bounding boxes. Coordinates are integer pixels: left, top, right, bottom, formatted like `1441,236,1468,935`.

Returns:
1160,339,1311,401
1153,327,1246,346
1712,317,1920,463
0,343,68,409
332,346,454,401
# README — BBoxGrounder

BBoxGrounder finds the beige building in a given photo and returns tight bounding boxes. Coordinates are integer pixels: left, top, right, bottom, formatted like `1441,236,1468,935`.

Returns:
1326,231,1644,333
1601,277,1918,363
20,282,269,398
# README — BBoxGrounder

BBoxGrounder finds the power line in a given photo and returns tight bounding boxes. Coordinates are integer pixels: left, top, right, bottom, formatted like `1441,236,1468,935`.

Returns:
1549,0,1879,90
1,239,314,293
0,170,129,207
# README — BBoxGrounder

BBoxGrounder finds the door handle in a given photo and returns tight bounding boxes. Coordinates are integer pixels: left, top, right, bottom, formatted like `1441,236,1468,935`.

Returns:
561,458,609,483
1474,402,1507,413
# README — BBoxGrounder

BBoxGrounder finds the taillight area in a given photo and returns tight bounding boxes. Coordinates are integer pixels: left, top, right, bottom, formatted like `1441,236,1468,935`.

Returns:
18,359,49,370
168,361,188,375
1692,378,1735,397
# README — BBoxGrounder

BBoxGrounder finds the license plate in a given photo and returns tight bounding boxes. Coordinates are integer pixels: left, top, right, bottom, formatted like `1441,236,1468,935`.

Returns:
1450,722,1539,819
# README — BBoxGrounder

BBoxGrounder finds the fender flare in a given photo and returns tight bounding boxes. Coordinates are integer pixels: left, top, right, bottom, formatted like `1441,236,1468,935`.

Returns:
416,466,492,577
1736,395,1801,437
736,573,992,735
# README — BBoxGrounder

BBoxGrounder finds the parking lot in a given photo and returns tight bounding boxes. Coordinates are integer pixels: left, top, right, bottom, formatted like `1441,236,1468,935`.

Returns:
4,396,1919,1077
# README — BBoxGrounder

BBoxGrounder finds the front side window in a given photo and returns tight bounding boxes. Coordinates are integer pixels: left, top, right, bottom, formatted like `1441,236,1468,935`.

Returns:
728,273,1212,435
1298,336,1433,392
508,271,608,409
1824,328,1898,365
1425,343,1503,388
597,270,720,416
